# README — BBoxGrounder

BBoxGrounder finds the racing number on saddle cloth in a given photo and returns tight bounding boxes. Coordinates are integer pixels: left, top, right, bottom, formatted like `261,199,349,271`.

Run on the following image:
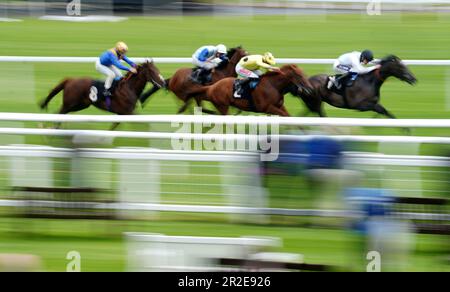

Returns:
89,86,98,102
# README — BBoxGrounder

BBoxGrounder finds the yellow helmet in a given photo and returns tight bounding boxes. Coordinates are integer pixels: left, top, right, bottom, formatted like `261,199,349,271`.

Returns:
115,41,129,54
262,52,276,65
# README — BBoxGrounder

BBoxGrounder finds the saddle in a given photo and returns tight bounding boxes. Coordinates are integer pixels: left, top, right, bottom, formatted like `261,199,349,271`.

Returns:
190,68,212,85
233,78,259,101
327,72,357,94
89,79,120,102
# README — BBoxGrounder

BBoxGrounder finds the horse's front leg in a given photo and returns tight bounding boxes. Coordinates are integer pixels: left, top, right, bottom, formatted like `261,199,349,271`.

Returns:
110,122,120,131
139,84,161,108
373,103,396,119
373,103,410,134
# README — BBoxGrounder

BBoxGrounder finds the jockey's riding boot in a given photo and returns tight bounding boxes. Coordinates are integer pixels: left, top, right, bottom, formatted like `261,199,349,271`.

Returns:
248,77,260,89
327,76,336,89
335,73,351,90
345,72,358,87
190,69,202,84
200,69,212,84
234,78,250,98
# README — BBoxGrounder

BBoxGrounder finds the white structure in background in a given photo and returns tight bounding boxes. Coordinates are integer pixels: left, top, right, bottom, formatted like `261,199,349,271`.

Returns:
9,145,54,189
125,232,282,272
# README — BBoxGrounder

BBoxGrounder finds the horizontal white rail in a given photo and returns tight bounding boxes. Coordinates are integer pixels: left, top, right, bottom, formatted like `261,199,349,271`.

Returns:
0,127,449,144
0,146,448,167
0,113,449,128
1,56,449,66
0,200,447,221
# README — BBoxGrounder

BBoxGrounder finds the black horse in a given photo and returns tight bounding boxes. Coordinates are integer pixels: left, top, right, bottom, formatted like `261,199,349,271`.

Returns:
296,55,417,118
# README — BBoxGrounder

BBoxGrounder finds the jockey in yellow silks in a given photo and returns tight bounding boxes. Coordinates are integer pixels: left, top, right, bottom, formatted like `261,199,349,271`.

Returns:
234,52,280,98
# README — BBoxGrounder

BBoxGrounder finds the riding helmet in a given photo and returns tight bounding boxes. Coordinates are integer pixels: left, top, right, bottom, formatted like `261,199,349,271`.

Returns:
216,44,227,54
263,52,276,65
360,50,374,63
116,42,129,54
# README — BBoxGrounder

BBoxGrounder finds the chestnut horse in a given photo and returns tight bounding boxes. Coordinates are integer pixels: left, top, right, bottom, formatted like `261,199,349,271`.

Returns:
190,64,312,116
39,60,166,129
40,60,166,116
139,46,248,113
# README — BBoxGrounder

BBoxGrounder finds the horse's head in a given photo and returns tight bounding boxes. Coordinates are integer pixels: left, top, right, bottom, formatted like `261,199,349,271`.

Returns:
140,59,166,88
280,64,313,95
379,55,417,85
228,46,248,64
216,46,249,70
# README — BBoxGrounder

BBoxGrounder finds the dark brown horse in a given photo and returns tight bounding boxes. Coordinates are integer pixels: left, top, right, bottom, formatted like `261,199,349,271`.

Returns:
190,64,312,116
295,55,417,118
40,60,166,116
139,46,248,113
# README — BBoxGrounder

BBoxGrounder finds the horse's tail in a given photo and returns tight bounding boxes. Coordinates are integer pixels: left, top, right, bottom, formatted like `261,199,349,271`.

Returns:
187,85,210,101
40,79,69,110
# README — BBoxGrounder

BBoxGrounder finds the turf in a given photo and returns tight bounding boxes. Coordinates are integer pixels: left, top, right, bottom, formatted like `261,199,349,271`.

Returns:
0,218,448,272
0,14,449,119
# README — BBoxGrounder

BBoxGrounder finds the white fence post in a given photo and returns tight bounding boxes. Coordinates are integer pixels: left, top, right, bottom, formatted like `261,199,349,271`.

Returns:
118,152,160,219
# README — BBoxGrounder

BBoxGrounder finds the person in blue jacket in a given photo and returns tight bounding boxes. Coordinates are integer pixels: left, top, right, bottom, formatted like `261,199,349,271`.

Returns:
95,41,137,97
190,44,228,83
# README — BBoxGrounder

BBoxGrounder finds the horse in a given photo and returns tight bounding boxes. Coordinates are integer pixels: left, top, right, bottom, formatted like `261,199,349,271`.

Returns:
295,55,417,118
39,60,166,128
189,64,313,116
139,46,248,114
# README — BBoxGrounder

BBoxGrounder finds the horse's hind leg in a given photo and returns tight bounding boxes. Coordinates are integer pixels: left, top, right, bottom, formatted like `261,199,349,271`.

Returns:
54,101,90,129
177,99,192,114
266,105,290,117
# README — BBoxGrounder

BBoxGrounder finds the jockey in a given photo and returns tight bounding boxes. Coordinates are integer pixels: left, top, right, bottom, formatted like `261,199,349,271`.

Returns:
95,41,137,97
191,44,228,84
328,50,381,90
234,52,280,98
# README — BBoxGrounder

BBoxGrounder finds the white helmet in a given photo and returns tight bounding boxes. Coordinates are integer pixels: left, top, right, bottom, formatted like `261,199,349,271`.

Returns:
216,44,227,54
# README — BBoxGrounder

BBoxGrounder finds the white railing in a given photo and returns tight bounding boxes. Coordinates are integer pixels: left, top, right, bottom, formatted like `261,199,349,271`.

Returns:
1,56,450,66
0,128,449,144
0,113,449,128
0,146,448,220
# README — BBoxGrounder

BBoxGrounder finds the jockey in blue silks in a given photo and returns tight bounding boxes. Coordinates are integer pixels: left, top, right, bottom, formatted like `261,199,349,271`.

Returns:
95,41,137,97
190,44,228,84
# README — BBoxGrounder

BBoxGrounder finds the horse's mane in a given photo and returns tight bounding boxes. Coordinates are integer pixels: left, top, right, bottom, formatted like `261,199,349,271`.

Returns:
215,46,244,70
123,63,146,79
262,64,298,78
227,46,243,58
262,71,280,78
380,55,401,65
